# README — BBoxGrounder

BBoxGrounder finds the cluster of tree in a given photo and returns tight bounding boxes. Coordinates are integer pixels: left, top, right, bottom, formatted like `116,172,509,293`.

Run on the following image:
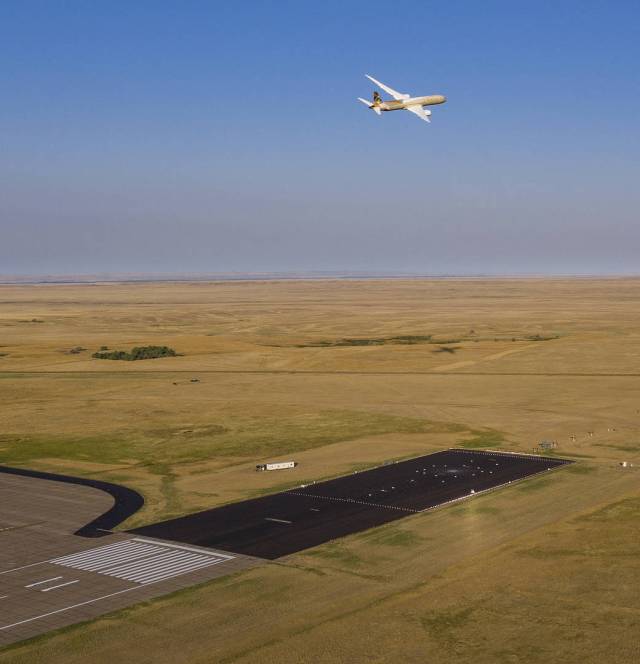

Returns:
299,335,434,347
92,345,178,361
526,333,560,341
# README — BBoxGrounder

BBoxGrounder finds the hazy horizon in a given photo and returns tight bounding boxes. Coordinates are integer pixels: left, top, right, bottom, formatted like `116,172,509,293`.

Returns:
4,270,640,286
2,2,639,276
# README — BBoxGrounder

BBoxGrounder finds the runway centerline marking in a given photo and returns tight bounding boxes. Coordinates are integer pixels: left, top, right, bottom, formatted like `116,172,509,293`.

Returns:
0,561,48,576
286,491,420,513
264,518,292,524
0,585,142,632
41,580,79,592
25,576,63,588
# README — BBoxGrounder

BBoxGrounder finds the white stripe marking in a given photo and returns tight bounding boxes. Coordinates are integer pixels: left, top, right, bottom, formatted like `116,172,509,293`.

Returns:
125,563,202,584
51,541,144,565
105,552,191,579
61,545,159,571
135,558,225,585
109,552,212,582
25,576,63,588
129,555,221,582
265,517,292,524
58,542,148,563
123,554,218,582
41,579,79,592
51,540,134,560
50,539,234,585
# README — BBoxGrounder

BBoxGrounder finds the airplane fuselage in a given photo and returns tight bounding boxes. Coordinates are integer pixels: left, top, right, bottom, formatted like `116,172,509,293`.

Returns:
377,94,446,111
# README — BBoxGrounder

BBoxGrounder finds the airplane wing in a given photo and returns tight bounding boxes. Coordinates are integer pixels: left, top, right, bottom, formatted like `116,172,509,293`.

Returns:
365,74,410,100
405,104,431,123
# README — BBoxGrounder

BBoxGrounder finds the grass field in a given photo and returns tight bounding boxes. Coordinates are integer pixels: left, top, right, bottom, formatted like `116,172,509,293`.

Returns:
1,277,639,662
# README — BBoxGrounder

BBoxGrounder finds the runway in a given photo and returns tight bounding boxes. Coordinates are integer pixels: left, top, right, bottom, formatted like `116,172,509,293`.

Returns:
1,449,572,646
132,449,573,559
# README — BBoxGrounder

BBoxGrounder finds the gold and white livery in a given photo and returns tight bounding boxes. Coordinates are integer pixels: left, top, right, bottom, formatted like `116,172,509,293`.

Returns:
357,74,446,123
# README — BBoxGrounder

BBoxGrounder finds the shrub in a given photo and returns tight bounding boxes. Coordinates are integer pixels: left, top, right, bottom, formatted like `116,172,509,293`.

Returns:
92,345,178,361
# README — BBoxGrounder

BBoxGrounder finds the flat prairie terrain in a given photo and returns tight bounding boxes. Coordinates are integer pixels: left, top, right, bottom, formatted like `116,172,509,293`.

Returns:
1,278,639,663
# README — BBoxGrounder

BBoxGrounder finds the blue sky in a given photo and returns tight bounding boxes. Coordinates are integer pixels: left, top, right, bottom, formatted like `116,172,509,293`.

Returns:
2,1,639,275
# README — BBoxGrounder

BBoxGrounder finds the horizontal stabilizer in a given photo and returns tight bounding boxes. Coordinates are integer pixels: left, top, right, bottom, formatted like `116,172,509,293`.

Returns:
357,98,382,116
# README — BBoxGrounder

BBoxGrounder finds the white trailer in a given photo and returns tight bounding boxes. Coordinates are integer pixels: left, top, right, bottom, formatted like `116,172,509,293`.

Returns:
255,461,298,472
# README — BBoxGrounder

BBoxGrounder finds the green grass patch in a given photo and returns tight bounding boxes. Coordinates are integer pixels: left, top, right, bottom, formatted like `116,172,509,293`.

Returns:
420,606,476,641
357,524,424,547
595,443,640,452
450,502,500,517
204,410,456,459
282,332,560,349
525,333,560,341
575,496,640,523
564,463,597,474
0,410,455,470
146,462,181,517
515,476,556,492
248,478,318,497
294,335,434,348
458,428,506,449
472,504,502,515
305,543,363,566
517,546,584,559
0,433,138,465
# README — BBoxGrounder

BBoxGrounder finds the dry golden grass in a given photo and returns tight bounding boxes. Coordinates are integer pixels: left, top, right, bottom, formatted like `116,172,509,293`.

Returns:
1,278,639,662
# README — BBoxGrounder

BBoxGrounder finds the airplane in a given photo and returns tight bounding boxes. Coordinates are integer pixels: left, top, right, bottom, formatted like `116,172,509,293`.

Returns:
357,74,446,123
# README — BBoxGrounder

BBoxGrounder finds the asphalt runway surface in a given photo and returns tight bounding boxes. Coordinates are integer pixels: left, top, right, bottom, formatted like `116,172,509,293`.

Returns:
132,449,573,559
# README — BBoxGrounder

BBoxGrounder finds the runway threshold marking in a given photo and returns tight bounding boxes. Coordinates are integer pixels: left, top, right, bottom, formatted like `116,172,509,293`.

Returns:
50,538,234,585
0,538,237,633
24,576,62,588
